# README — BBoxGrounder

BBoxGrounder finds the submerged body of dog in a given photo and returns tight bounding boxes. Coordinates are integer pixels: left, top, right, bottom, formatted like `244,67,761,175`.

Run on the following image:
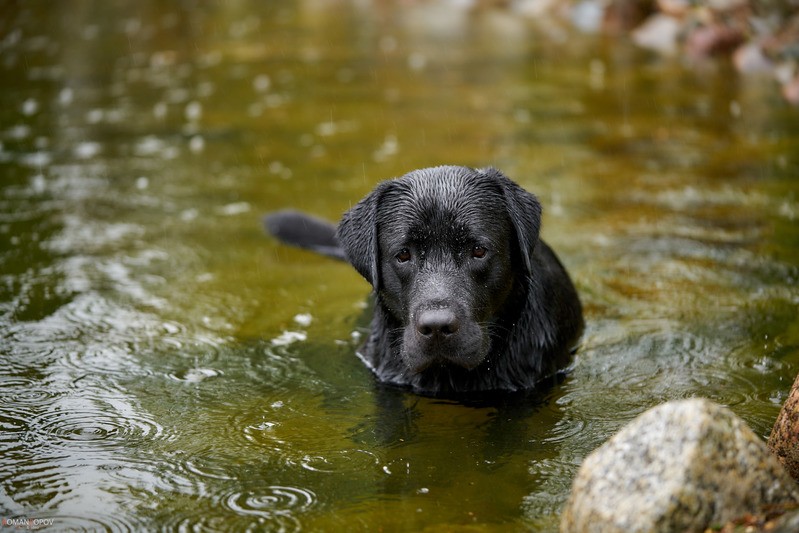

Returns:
266,166,583,395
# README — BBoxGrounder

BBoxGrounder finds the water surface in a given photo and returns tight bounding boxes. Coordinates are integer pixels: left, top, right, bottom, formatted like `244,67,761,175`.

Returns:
1,1,798,531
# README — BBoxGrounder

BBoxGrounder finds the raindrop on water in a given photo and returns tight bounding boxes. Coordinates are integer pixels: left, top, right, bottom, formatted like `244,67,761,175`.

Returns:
168,367,221,383
408,52,427,71
21,98,39,116
189,135,205,153
86,109,104,124
8,124,31,139
153,101,168,119
271,331,307,347
293,313,312,327
30,174,46,194
185,101,202,122
74,142,101,159
218,202,250,216
58,87,75,106
180,208,198,222
253,74,271,92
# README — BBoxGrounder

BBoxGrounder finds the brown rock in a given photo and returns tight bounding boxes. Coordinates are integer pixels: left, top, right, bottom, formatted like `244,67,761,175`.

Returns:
602,0,654,34
686,23,745,57
769,373,799,478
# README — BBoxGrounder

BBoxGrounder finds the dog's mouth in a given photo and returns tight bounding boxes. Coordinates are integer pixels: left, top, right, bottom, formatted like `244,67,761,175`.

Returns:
401,328,489,374
407,351,484,374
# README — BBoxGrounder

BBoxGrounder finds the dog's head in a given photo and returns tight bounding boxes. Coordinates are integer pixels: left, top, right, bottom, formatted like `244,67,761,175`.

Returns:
336,166,542,375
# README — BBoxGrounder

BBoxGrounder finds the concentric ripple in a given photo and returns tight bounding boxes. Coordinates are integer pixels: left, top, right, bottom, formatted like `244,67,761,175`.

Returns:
159,494,309,533
241,421,381,474
62,345,143,376
178,447,242,482
0,407,34,444
97,451,209,498
541,417,587,445
5,388,61,407
221,485,316,532
26,513,143,532
25,399,163,450
237,401,381,474
295,449,381,473
156,485,320,532
0,377,62,409
247,344,316,390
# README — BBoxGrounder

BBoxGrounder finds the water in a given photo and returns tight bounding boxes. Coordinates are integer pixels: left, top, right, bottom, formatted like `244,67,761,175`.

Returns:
1,1,798,531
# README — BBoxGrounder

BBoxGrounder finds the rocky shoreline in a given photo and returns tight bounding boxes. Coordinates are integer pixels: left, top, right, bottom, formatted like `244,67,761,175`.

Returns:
508,0,799,105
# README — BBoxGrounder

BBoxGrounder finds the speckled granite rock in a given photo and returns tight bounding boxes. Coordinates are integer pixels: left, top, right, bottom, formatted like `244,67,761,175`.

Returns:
769,373,799,481
561,398,799,533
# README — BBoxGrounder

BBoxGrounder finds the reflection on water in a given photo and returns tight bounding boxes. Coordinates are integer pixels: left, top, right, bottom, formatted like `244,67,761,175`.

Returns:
1,0,798,530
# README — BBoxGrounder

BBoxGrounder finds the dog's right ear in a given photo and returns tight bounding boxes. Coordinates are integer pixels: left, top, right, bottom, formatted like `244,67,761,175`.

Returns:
336,181,391,291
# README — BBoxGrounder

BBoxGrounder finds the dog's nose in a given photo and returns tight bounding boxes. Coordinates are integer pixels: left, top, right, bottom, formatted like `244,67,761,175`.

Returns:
416,308,460,338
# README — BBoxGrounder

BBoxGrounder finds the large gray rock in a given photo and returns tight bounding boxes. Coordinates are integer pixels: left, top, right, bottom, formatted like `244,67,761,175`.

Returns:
769,373,799,481
561,398,799,533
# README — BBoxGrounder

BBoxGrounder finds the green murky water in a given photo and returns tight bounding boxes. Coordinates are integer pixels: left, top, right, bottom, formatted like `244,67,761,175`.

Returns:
2,1,798,531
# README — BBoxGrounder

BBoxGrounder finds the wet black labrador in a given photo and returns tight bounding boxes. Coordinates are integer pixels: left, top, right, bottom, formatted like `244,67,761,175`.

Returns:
265,166,583,395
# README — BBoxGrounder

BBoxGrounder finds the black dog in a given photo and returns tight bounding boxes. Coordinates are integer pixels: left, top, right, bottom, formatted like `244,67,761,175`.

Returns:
265,166,583,395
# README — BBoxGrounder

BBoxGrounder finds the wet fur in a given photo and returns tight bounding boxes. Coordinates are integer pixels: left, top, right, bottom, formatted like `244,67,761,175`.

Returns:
265,166,583,395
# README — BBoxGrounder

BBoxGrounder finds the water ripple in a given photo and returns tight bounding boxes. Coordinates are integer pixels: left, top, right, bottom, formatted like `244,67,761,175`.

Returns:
0,377,62,410
221,485,316,531
100,452,208,498
25,399,164,450
248,345,315,389
62,345,144,376
225,485,316,516
2,388,62,411
31,513,142,532
541,417,586,445
181,451,239,481
235,400,381,473
524,455,580,526
4,293,157,377
561,322,760,431
0,407,34,441
157,485,318,533
294,449,381,473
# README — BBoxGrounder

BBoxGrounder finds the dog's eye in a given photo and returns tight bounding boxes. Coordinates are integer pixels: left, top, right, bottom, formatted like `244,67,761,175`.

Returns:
396,249,411,263
471,246,487,259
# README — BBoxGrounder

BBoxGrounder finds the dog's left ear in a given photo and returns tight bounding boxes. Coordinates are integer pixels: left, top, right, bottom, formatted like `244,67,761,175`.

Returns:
481,167,542,275
336,181,391,291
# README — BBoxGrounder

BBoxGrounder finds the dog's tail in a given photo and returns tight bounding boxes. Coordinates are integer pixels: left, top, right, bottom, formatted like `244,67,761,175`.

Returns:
263,210,347,261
